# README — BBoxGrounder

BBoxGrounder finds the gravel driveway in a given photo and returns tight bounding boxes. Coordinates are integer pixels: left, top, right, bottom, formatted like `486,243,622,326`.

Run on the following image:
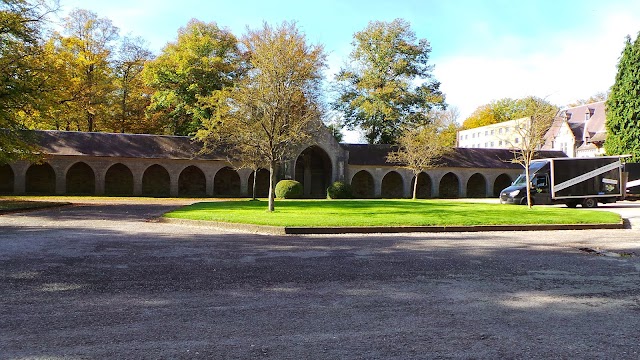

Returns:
1,202,640,359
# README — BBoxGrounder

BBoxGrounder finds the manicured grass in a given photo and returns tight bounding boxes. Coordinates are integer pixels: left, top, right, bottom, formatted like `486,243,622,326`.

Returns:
0,199,70,213
164,199,621,227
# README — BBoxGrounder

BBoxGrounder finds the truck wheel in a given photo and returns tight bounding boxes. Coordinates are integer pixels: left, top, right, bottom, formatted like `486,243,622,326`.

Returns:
566,201,578,208
582,198,598,208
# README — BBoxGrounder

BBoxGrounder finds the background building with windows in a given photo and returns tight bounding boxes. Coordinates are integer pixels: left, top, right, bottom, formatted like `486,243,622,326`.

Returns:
456,117,529,149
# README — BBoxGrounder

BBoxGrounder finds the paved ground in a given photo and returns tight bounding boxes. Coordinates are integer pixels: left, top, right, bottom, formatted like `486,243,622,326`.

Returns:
1,201,640,359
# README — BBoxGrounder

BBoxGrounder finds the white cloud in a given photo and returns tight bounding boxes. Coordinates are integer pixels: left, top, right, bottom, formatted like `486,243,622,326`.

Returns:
434,9,640,123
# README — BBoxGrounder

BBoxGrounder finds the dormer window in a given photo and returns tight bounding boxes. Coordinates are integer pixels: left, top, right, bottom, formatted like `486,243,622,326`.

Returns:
585,109,590,121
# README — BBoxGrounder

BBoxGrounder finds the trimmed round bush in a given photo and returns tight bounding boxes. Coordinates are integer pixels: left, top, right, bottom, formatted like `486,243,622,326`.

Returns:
327,181,353,199
275,179,303,199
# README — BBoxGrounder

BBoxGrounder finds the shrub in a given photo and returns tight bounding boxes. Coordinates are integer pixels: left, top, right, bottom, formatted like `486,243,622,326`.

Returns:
275,180,303,199
327,181,353,199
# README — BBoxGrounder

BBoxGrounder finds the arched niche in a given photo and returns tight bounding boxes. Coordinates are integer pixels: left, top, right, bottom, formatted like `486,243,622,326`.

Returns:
105,163,134,196
439,172,460,199
214,167,240,197
466,173,487,198
142,164,171,197
66,162,95,195
351,170,375,198
178,165,206,197
25,163,55,195
381,171,404,198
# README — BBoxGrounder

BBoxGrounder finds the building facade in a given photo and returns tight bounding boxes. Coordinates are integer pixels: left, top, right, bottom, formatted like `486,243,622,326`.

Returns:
457,117,530,149
542,101,606,157
0,130,566,199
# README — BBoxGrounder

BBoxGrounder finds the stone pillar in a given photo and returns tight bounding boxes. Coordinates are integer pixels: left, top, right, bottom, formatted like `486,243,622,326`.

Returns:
12,161,29,195
431,173,440,198
459,175,467,198
403,173,413,198
55,167,65,195
374,168,383,198
238,168,252,197
169,171,179,197
132,168,143,196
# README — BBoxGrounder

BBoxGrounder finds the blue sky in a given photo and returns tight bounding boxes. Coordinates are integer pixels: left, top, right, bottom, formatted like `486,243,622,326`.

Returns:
60,0,640,141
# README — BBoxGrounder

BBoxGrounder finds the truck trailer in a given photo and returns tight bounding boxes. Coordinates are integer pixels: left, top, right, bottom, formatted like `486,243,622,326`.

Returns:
499,156,627,208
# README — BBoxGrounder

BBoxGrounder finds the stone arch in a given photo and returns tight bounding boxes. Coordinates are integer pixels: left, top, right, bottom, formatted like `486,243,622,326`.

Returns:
178,165,206,197
381,171,404,198
410,172,432,199
214,167,241,197
105,163,134,196
466,173,487,198
25,163,56,194
0,164,14,194
142,164,170,197
66,162,95,195
247,168,270,198
439,172,460,198
351,170,375,198
295,145,332,198
493,173,513,197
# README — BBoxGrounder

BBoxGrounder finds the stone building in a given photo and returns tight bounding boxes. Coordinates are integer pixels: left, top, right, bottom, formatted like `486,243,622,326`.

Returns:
457,117,530,149
0,130,566,198
542,101,606,157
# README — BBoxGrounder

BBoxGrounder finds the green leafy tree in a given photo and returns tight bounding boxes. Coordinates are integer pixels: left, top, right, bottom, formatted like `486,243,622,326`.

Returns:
333,18,445,144
45,9,119,132
606,33,640,161
462,96,558,129
387,121,453,199
197,21,326,212
0,0,57,163
108,36,155,133
143,19,242,135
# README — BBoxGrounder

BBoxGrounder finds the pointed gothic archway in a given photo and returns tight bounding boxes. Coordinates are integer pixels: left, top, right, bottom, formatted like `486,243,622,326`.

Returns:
466,173,487,198
26,163,56,194
142,164,171,197
411,172,432,199
439,172,460,198
66,162,95,195
0,164,14,194
247,169,270,198
381,171,404,198
295,146,332,198
493,173,513,197
105,163,134,196
214,167,241,197
178,165,206,197
351,170,375,198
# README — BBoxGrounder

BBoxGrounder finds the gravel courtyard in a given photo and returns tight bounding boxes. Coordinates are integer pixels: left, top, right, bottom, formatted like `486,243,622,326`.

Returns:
1,201,640,359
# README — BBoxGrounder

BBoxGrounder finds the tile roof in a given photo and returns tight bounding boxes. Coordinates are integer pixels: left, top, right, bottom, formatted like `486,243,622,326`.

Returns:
341,144,566,169
32,130,224,160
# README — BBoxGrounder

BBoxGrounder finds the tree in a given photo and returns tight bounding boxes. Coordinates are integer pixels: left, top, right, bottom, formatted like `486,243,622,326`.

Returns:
109,36,154,133
462,96,558,129
507,104,556,208
143,19,242,135
333,18,445,144
197,21,326,212
387,120,452,199
0,0,57,163
606,33,640,161
568,91,608,107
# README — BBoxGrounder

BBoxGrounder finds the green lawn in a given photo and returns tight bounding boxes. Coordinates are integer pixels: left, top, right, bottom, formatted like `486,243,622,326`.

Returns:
0,199,70,213
164,199,621,227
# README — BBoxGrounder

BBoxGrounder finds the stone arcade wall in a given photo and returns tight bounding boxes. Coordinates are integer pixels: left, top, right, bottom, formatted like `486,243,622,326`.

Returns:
0,130,567,198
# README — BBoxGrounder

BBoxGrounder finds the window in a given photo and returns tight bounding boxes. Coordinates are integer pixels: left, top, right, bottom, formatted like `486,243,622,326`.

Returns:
515,137,519,144
490,129,495,135
485,131,488,136
499,140,503,146
485,142,488,147
472,133,475,138
499,128,503,134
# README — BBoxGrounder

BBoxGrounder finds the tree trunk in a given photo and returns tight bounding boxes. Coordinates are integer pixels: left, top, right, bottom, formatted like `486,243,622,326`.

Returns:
412,172,419,200
252,169,257,200
268,161,276,212
525,164,532,209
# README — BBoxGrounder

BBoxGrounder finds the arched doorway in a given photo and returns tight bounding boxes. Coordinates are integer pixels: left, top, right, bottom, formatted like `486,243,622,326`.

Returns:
493,174,513,197
142,164,170,197
466,173,487,198
66,162,95,195
214,167,240,197
351,170,375,198
0,164,14,194
295,146,332,198
178,165,206,197
381,171,404,198
247,169,270,198
105,163,134,196
411,172,432,199
439,172,460,198
25,163,55,194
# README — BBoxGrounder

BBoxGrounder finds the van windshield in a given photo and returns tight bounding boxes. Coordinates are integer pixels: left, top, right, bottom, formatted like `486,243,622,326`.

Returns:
511,161,549,186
